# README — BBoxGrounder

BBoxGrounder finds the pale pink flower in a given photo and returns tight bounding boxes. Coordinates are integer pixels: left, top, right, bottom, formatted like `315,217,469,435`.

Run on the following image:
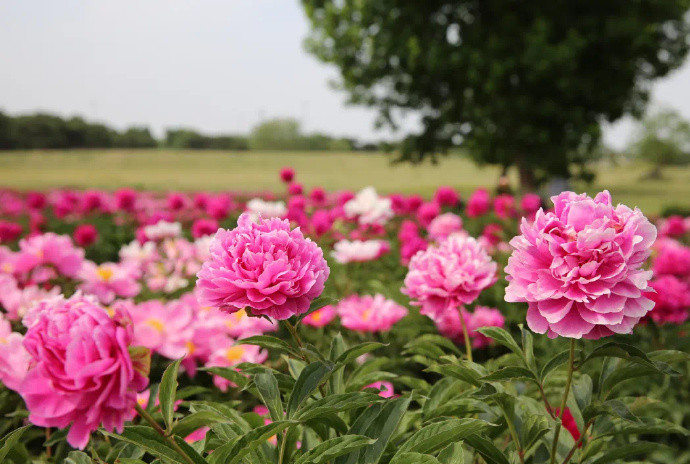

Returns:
196,213,330,320
78,261,141,304
301,305,337,328
0,314,31,391
332,239,390,264
344,187,394,225
337,294,408,332
143,221,182,241
427,213,464,242
19,293,149,449
364,381,395,398
0,274,60,321
505,191,657,339
245,198,288,222
128,299,195,360
402,235,497,318
207,340,268,392
15,233,84,282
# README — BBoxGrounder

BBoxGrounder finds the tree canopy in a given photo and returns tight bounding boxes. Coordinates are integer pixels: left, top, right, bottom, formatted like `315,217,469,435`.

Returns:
301,0,690,188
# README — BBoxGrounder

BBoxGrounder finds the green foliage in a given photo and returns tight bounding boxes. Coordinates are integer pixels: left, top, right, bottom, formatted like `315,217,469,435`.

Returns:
248,117,354,151
629,108,690,177
301,0,690,188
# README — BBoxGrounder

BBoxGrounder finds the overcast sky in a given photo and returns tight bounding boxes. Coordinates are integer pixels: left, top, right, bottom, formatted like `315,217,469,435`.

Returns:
1,1,689,149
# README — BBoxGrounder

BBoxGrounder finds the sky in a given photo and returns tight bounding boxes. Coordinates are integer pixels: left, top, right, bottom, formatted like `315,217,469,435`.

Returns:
1,0,689,149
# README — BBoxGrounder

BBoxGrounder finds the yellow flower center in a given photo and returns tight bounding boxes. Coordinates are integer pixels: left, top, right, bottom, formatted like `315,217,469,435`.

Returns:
362,308,373,321
96,266,114,282
225,346,245,363
1,263,13,273
146,319,165,332
186,340,196,355
105,307,115,318
311,311,324,322
0,337,6,345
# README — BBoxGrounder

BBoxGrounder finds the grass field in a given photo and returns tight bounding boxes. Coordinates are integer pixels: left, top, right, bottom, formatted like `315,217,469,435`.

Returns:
0,150,688,215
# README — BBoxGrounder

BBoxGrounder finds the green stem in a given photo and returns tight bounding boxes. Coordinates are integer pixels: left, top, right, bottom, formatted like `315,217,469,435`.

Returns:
458,307,473,362
278,430,289,464
550,339,576,464
283,319,327,397
562,418,593,464
504,411,524,464
134,403,197,464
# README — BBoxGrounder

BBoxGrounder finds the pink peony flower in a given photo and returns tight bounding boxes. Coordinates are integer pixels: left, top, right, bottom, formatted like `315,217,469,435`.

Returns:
364,381,395,398
191,218,219,239
310,187,327,205
0,274,60,321
521,193,542,215
652,238,690,278
658,215,688,238
19,294,149,449
128,299,195,359
302,305,337,327
167,192,188,212
434,186,460,207
114,188,138,212
555,408,581,444
15,233,85,282
196,213,330,320
427,213,463,242
288,182,303,196
73,224,99,247
647,276,690,325
466,188,490,218
309,210,333,237
431,306,505,348
26,192,47,210
493,194,515,220
78,262,141,304
0,314,31,391
0,221,22,244
400,236,428,266
505,191,657,339
337,294,408,332
280,167,295,183
332,239,390,264
402,235,497,318
417,202,441,227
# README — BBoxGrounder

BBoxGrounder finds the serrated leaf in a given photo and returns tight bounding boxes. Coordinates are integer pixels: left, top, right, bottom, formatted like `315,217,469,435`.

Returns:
286,361,334,418
294,392,385,421
254,371,283,422
159,358,183,433
295,435,376,464
396,418,493,456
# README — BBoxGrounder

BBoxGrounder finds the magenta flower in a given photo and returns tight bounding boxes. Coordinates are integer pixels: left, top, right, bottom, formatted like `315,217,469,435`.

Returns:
493,194,516,220
432,306,505,348
19,294,149,449
520,193,542,215
73,224,99,247
647,276,690,325
433,186,460,207
657,215,688,238
196,213,330,320
402,235,497,318
652,238,690,277
337,294,408,332
280,167,295,183
466,188,490,218
417,201,441,227
191,218,219,239
0,221,22,244
505,191,657,339
364,381,395,398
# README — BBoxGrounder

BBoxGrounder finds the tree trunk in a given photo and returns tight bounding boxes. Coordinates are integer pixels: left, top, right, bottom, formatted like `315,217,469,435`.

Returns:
516,159,537,192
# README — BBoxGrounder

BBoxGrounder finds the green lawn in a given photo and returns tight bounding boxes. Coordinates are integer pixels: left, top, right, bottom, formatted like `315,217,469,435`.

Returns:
0,150,688,215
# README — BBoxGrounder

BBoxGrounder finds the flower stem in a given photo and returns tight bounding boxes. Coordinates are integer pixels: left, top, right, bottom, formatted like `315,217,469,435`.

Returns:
562,418,593,464
550,339,576,464
278,430,289,464
503,411,524,464
283,319,327,397
458,307,473,362
134,403,197,464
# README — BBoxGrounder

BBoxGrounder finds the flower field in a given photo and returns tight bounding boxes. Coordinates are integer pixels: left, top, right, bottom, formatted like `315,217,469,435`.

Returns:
0,169,689,464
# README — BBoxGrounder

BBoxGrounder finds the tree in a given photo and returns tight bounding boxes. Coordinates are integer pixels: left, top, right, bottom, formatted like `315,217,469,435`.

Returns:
301,0,690,189
629,108,690,179
249,118,303,150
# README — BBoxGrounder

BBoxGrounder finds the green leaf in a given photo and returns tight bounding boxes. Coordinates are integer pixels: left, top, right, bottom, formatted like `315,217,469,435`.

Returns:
521,415,549,454
64,451,93,464
175,386,210,401
103,426,189,464
540,349,572,381
200,366,249,389
396,418,492,456
114,459,148,464
336,342,386,365
254,371,283,422
295,435,376,464
583,399,639,424
329,333,347,395
208,420,299,464
159,358,183,433
294,392,385,421
359,396,412,464
426,361,487,387
239,335,301,357
480,367,537,383
463,434,510,464
426,398,491,420
438,442,465,464
594,417,689,439
476,327,524,360
571,374,593,412
390,453,440,464
589,441,668,464
286,361,334,418
0,425,30,463
172,410,229,438
583,342,675,374
520,325,537,373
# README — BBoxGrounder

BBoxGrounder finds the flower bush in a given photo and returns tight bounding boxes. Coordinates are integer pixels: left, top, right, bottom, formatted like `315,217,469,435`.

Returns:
0,178,687,464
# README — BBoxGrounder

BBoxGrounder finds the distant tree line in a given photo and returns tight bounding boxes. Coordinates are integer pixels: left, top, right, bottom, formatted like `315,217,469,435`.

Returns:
0,111,387,152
